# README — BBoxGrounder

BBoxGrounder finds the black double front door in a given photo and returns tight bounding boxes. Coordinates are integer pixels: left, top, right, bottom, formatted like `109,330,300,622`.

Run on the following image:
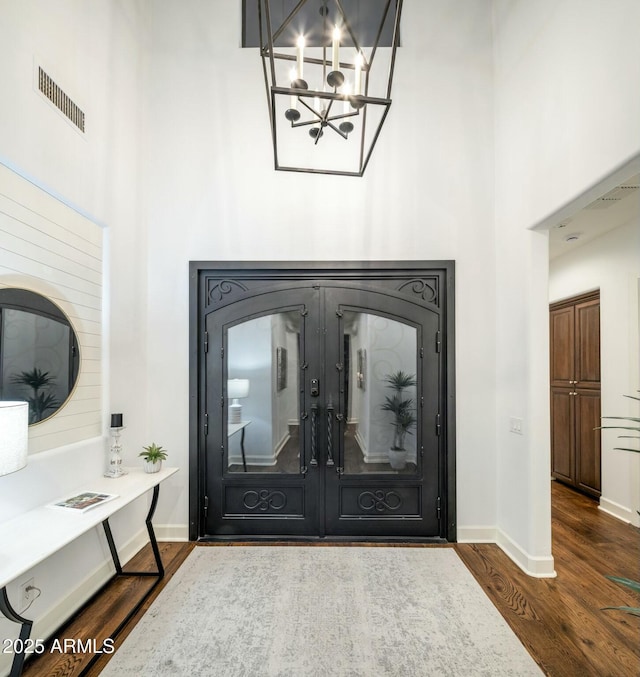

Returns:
191,263,455,541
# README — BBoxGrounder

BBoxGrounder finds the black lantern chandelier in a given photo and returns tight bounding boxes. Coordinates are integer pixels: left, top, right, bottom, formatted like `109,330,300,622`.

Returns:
257,0,403,176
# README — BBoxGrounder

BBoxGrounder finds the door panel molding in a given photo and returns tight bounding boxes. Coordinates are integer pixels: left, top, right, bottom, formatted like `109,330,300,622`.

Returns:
189,261,456,541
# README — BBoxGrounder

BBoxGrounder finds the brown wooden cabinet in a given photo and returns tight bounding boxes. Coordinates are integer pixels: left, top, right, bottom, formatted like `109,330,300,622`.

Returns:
550,291,601,497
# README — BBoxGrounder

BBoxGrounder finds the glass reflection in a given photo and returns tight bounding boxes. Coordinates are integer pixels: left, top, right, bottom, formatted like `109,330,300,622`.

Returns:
342,312,418,475
227,311,301,473
0,289,79,424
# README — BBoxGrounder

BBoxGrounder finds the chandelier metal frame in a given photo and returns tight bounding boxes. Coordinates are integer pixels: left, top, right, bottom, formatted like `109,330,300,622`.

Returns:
257,0,403,176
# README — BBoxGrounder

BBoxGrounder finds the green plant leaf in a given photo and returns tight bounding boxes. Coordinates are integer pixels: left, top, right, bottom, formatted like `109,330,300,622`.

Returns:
601,606,640,616
606,576,640,593
601,415,640,422
383,371,417,391
139,442,168,461
10,367,56,389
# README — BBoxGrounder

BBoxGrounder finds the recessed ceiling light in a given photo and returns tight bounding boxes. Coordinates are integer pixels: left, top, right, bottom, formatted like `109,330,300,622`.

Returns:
564,233,581,242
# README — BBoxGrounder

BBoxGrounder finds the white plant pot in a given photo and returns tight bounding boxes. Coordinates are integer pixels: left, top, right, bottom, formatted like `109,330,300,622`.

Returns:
143,459,162,474
388,448,407,470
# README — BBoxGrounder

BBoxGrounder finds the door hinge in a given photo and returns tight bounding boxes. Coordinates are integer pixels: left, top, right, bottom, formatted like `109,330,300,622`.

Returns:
220,346,224,359
204,495,209,518
435,413,441,436
436,496,441,520
204,412,209,436
420,347,424,358
435,331,441,353
203,331,209,353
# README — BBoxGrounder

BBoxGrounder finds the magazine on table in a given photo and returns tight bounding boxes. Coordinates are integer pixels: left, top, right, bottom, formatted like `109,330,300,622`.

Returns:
50,491,118,513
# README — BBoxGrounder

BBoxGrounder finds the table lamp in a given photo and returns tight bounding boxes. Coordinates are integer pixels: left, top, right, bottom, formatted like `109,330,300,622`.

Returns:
0,401,28,476
227,379,250,424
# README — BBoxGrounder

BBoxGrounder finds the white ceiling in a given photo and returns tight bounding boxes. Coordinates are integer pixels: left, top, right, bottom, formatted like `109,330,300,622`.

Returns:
548,173,639,260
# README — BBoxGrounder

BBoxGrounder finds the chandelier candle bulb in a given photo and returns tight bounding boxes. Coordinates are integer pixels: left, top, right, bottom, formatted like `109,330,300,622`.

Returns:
296,35,305,80
332,25,340,71
354,52,363,95
343,82,351,113
289,69,298,110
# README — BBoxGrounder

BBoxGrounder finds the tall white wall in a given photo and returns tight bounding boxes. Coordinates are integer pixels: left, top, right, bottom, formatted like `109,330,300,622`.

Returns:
550,220,640,525
141,0,497,541
0,1,155,668
492,0,640,574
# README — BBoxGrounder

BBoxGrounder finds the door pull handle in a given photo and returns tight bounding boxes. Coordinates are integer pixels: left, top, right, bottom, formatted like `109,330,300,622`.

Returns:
310,404,319,467
326,404,335,467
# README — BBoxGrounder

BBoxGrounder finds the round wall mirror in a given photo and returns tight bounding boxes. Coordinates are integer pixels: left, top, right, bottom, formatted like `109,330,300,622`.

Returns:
0,288,80,425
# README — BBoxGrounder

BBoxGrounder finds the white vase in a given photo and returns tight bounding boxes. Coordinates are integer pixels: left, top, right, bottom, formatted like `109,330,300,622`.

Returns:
388,448,407,470
143,459,162,474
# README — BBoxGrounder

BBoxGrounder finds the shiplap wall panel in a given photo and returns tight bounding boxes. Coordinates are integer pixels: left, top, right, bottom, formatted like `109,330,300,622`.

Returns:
0,163,104,454
0,168,103,246
0,196,102,267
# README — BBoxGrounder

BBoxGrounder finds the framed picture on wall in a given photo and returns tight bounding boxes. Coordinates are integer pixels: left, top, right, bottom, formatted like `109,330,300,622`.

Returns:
277,346,287,391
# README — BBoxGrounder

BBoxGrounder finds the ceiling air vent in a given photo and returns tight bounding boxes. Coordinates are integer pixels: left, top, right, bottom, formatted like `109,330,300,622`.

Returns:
585,174,640,209
38,66,85,133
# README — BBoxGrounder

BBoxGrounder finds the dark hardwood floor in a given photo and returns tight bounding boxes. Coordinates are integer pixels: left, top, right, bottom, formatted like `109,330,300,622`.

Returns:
457,481,640,677
20,481,640,676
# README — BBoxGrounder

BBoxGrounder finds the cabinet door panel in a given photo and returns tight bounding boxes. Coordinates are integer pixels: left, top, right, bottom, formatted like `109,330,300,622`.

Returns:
575,300,600,388
550,307,574,386
575,389,601,496
551,388,574,483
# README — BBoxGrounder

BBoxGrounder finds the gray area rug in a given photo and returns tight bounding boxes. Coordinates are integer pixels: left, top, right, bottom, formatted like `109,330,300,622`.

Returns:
101,546,542,676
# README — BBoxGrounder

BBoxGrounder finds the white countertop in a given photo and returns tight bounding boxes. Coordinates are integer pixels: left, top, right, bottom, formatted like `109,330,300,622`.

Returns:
0,466,178,589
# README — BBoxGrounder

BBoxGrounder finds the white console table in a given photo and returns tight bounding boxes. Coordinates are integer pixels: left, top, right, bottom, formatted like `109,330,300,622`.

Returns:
0,466,178,677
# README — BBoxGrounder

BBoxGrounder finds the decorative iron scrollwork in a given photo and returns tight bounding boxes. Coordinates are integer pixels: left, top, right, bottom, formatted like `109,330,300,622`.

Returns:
243,489,287,511
357,490,402,512
207,279,248,306
397,278,438,305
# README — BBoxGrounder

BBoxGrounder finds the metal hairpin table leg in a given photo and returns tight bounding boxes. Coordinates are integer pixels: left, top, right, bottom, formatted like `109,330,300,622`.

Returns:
0,587,33,677
101,485,164,578
78,485,166,676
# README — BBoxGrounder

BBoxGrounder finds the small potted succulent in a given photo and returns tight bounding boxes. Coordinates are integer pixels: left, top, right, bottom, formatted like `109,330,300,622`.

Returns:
139,442,168,474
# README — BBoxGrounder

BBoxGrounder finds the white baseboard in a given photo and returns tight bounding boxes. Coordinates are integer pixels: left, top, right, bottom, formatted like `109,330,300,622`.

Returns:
599,497,639,526
496,529,556,578
457,526,556,578
228,453,277,466
457,526,498,542
354,429,367,456
156,523,189,541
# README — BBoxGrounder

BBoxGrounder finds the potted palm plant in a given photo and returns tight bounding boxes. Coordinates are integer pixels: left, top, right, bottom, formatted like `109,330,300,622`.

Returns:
381,370,417,470
139,443,168,474
597,391,640,616
10,367,59,423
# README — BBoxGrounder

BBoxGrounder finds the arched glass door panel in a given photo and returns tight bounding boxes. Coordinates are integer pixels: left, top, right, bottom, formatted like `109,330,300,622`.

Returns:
226,311,302,474
341,311,418,475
